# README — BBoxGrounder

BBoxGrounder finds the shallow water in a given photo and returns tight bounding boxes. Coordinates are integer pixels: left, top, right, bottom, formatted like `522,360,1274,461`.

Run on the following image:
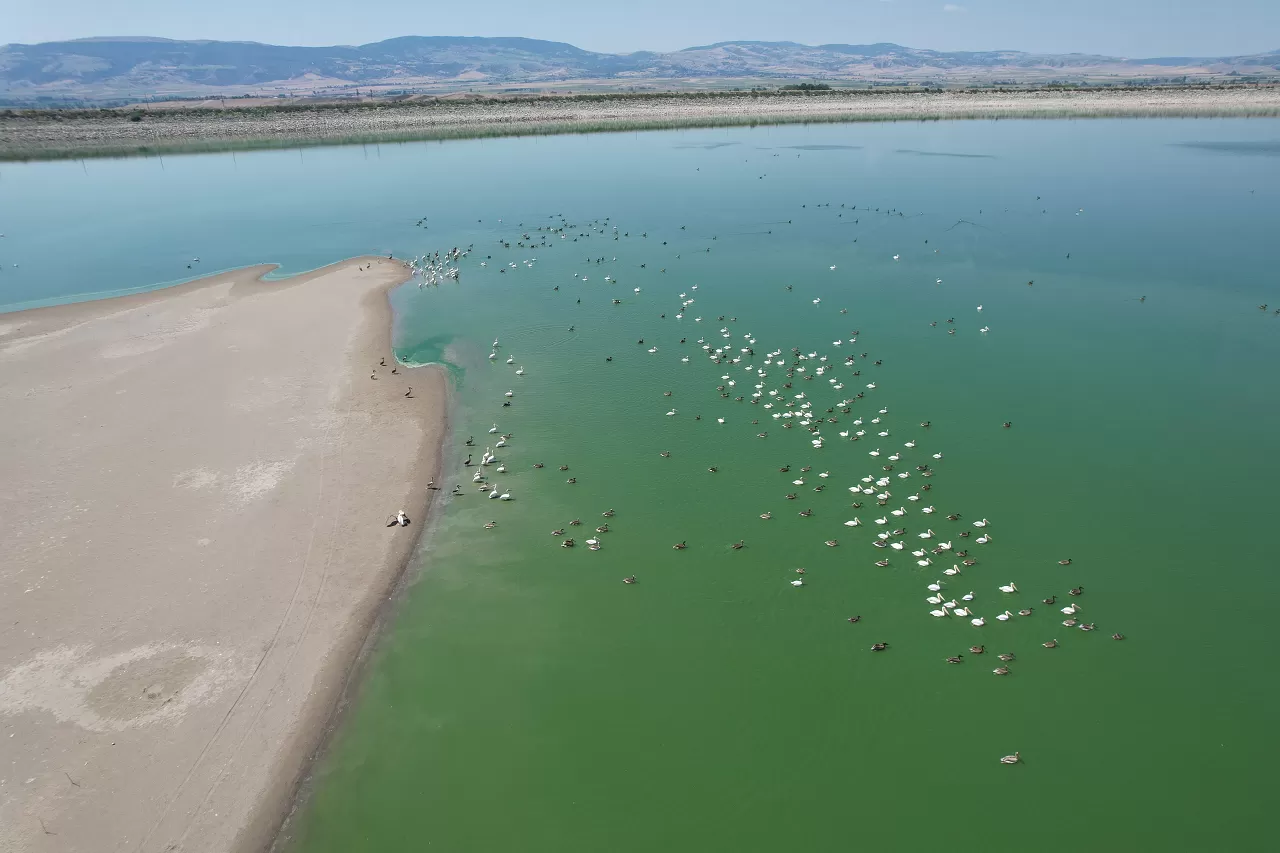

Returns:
3,119,1280,851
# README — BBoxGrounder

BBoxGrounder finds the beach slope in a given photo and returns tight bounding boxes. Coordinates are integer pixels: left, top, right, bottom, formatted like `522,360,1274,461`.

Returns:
0,259,446,851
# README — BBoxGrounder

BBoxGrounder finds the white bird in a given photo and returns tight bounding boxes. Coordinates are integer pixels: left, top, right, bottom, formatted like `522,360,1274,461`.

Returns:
954,607,972,617
912,548,927,558
927,593,944,604
930,607,949,618
506,356,515,364
977,305,983,311
648,347,658,353
937,541,952,551
921,506,935,514
893,254,900,261
791,579,804,587
890,542,904,550
830,265,837,270
1061,603,1080,615
504,390,514,398
996,610,1013,621
869,449,880,457
905,441,916,448
927,581,944,591
717,417,725,424
999,582,1018,593
973,519,989,528
971,617,986,626
977,534,992,544
496,464,507,473
845,518,862,527
944,565,961,576
918,529,935,539
516,366,525,375
666,409,677,416
962,591,975,601
875,517,888,525
495,438,507,448
488,424,499,434
917,557,932,567
488,487,500,499
932,453,944,460
891,507,906,517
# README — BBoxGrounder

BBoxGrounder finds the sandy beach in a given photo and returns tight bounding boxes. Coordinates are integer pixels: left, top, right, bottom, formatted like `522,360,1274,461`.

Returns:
0,259,447,851
3,86,1278,161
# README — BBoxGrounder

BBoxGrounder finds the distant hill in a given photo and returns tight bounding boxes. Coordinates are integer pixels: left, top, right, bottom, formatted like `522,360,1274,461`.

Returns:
2,36,1277,101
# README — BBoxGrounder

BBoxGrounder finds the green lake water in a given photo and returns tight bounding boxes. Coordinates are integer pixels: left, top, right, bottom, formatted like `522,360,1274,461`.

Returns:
3,120,1279,851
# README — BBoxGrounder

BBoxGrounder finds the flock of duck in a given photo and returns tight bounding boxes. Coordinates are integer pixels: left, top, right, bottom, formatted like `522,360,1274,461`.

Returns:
411,205,1130,766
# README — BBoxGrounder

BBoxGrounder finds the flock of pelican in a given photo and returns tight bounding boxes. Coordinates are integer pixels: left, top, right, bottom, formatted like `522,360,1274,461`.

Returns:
412,204,1130,766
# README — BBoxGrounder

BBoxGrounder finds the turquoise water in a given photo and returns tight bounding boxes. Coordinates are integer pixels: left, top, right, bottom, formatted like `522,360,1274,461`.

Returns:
3,120,1279,851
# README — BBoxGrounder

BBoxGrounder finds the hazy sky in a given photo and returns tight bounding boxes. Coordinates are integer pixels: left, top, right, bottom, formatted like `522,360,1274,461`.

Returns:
4,0,1278,57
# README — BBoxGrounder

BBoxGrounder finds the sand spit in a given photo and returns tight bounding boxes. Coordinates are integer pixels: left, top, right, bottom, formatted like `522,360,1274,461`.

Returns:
0,259,447,851
3,86,1279,161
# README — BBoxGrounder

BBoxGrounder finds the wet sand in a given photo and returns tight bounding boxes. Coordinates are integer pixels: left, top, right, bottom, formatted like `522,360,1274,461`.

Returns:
0,259,447,851
3,86,1278,161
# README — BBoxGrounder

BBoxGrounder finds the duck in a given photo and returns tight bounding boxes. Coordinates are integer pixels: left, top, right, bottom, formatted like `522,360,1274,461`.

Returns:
731,540,745,550
875,559,891,567
997,653,1015,662
1112,632,1125,640
969,645,985,655
1042,639,1059,648
825,540,839,547
992,666,1010,676
672,541,687,550
999,752,1020,764
1043,594,1057,605
1058,558,1072,565
1069,586,1084,596
1018,608,1033,617
945,655,964,664
870,643,889,652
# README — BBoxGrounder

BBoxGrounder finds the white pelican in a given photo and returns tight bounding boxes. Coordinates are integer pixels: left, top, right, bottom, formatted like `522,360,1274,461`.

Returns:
912,548,926,558
890,542,904,550
1061,603,1080,615
917,557,932,567
977,534,992,544
791,579,804,587
891,507,906,517
504,390,514,397
495,438,507,447
927,581,944,591
932,453,943,460
999,582,1018,593
666,409,677,416
869,449,881,457
938,541,952,551
971,616,986,626
496,464,507,473
893,254,899,261
506,356,515,364
489,352,497,360
973,519,990,528
395,510,409,526
918,529,935,539
996,610,1013,621
844,518,861,527
930,607,949,618
921,506,935,514
977,305,983,311
875,517,888,525
944,565,961,576
488,487,500,499
905,441,916,448
962,591,975,601
927,593,944,604
955,606,972,617
488,424,499,434
717,417,726,424
648,347,657,353
516,366,526,375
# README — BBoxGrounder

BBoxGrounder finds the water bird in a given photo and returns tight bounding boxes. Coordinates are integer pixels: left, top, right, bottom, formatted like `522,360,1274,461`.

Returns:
1112,633,1125,640
871,643,889,652
945,655,964,664
996,611,1014,621
1018,608,1033,617
1043,639,1059,648
1000,752,1020,764
1043,594,1057,605
623,575,637,584
993,666,1010,676
875,559,890,567
971,617,986,626
1070,586,1084,596
999,582,1018,594
973,519,989,528
962,592,975,601
1061,603,1080,615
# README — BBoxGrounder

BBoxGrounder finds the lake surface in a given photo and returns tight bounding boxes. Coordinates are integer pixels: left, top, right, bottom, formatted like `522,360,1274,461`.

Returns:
3,119,1279,851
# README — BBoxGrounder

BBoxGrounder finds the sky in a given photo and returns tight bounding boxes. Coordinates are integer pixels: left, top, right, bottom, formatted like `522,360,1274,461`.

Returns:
4,0,1278,57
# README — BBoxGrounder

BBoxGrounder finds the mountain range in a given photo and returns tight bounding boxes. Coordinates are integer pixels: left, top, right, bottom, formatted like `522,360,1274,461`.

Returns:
2,36,1278,102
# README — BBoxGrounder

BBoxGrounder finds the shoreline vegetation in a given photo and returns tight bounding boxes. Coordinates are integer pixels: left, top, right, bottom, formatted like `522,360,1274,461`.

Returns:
0,259,448,851
3,85,1279,161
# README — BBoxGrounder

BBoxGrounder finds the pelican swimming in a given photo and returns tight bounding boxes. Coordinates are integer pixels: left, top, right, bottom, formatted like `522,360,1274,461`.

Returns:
971,616,986,626
999,582,1018,593
996,610,1014,621
1061,603,1080,615
927,581,944,591
944,565,961,576
516,366,525,375
488,424,499,434
918,529,935,539
976,534,992,544
844,518,862,527
917,557,932,567
954,606,972,617
875,517,888,525
973,519,989,528
930,607,949,618
962,591,975,601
